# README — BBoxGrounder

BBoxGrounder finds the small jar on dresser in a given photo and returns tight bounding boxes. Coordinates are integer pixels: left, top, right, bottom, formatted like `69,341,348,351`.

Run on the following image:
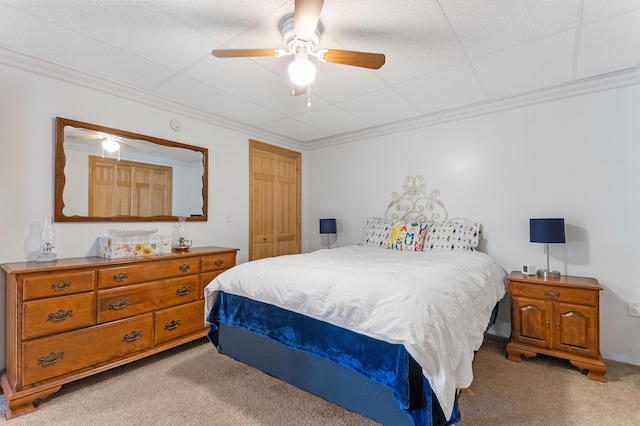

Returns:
0,246,238,419
506,271,606,382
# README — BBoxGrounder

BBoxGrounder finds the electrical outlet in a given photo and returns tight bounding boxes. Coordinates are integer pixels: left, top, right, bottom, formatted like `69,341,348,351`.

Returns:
629,301,640,318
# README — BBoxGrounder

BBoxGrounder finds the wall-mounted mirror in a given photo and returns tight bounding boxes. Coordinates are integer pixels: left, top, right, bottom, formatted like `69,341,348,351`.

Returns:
55,117,208,222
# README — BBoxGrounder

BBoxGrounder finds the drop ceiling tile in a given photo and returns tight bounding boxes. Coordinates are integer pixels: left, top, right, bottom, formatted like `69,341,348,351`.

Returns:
576,9,640,79
394,64,487,115
582,0,640,23
294,105,372,135
0,4,174,90
338,88,423,125
472,30,575,98
152,0,290,44
319,1,469,85
4,1,214,71
441,0,578,57
309,61,387,103
261,117,331,142
155,74,285,127
185,56,330,118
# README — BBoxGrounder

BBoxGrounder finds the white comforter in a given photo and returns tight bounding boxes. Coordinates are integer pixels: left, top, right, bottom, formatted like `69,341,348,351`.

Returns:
204,245,506,420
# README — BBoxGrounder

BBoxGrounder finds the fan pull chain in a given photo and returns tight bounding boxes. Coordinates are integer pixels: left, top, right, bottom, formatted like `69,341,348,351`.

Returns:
307,85,311,107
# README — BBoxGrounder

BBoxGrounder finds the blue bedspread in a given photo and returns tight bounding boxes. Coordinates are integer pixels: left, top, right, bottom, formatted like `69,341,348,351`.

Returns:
207,291,460,425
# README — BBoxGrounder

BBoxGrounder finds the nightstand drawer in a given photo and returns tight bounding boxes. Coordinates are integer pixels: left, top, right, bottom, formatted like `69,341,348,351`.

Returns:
510,282,598,306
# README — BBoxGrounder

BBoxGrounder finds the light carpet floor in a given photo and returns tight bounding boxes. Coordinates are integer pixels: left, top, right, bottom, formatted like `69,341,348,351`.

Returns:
0,336,638,425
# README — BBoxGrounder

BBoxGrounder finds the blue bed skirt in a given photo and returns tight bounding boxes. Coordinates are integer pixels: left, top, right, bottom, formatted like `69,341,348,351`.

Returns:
207,291,460,425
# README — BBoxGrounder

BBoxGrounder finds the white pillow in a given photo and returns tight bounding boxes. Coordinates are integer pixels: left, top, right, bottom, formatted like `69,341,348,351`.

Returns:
423,222,481,251
362,218,393,247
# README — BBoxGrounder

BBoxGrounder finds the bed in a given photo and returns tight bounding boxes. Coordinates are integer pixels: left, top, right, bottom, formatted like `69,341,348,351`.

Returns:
204,176,507,425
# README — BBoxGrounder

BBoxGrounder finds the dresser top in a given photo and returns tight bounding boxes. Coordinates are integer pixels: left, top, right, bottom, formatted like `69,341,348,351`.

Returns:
1,246,238,274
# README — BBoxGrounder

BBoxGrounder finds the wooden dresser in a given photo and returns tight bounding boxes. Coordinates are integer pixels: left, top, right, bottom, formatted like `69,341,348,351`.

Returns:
1,246,237,419
506,271,606,382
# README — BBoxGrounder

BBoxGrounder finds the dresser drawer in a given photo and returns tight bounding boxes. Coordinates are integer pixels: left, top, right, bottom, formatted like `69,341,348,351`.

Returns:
23,293,95,340
23,315,153,386
154,300,207,345
510,282,598,306
23,271,95,300
98,258,201,289
97,275,199,323
201,252,236,272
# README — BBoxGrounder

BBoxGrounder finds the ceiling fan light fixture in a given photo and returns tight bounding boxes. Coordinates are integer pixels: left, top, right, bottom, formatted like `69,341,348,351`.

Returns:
288,52,316,86
102,136,120,153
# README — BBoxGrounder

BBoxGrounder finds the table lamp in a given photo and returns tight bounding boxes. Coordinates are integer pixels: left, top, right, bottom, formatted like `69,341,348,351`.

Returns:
530,218,565,278
320,218,337,249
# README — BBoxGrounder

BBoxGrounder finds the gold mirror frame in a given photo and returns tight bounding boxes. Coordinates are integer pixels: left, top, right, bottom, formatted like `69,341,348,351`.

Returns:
54,117,208,222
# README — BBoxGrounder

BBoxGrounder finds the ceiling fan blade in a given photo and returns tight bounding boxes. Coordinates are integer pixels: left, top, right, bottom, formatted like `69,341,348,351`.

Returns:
290,84,307,96
118,140,135,149
212,49,280,58
65,134,101,140
321,49,386,69
294,0,324,42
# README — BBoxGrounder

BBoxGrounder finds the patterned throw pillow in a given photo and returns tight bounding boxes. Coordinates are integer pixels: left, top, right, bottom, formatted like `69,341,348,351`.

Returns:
388,220,429,251
362,218,394,247
423,222,481,251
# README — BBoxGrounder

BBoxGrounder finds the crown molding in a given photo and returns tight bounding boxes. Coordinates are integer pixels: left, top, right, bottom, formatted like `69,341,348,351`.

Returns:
2,47,637,152
0,47,303,150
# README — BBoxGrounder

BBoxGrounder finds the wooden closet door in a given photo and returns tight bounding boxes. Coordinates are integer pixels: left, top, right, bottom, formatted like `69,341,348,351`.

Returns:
249,140,301,261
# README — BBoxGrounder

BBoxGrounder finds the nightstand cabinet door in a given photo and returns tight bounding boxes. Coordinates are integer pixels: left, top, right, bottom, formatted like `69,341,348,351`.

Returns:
511,297,552,349
554,302,598,358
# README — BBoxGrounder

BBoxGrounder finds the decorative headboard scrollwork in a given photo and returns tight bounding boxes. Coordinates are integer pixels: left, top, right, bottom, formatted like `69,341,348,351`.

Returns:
384,176,449,223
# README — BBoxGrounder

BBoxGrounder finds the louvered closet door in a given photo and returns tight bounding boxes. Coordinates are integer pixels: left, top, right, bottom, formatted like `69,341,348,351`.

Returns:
249,140,301,261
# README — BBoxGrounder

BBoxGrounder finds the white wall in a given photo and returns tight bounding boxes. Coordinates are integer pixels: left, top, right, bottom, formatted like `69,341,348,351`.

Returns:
0,65,260,370
1,62,639,371
303,85,640,366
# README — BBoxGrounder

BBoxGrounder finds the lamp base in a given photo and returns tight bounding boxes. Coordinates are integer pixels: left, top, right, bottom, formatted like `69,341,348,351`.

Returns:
36,252,58,263
536,269,560,279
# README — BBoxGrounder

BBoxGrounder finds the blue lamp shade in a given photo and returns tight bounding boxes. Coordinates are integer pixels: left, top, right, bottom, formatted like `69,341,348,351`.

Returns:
319,218,337,234
530,218,565,244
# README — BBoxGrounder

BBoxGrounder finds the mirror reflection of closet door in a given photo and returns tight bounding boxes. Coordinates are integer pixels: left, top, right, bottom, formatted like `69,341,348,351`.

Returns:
88,156,172,217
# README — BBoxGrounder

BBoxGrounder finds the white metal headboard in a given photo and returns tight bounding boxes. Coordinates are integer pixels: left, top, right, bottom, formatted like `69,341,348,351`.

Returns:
384,176,449,223
384,175,474,225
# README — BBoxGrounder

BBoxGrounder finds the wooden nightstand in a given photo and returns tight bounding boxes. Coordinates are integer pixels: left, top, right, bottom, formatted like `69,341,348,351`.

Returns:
506,271,606,382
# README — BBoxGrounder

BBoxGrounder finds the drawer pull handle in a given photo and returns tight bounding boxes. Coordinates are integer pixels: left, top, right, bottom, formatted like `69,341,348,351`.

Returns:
109,298,130,310
544,290,560,299
51,280,71,291
123,330,143,342
38,351,64,366
113,273,129,282
47,309,73,322
179,264,191,272
215,259,224,267
176,286,192,296
164,320,181,330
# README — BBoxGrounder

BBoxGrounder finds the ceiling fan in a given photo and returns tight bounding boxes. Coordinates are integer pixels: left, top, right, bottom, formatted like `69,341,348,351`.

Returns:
211,0,385,97
65,128,135,160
